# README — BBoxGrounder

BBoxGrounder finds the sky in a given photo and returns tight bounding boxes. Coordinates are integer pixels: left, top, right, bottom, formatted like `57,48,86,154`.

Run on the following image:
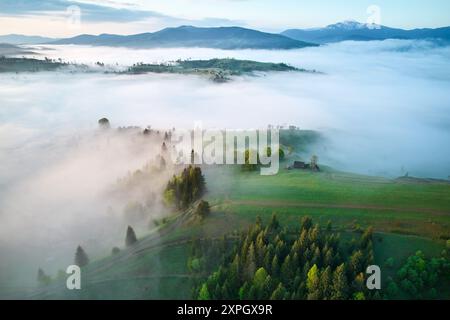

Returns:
0,0,450,37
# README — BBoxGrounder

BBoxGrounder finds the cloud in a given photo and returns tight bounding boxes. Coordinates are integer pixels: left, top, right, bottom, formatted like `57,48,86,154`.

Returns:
0,0,167,23
0,0,243,26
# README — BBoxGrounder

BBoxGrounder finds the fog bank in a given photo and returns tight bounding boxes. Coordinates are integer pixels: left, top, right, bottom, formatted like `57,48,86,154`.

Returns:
1,39,450,290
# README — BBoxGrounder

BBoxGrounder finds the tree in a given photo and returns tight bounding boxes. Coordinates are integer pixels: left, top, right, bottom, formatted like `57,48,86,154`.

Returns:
349,250,364,277
310,155,318,170
195,200,211,220
281,255,293,283
242,149,258,171
164,166,206,209
320,266,332,299
301,216,313,231
361,226,373,248
268,213,280,231
74,245,89,267
239,282,250,300
331,263,349,300
265,147,285,161
245,243,257,281
353,292,366,300
386,281,399,298
323,247,335,267
192,216,383,301
270,283,286,300
385,257,395,268
198,283,211,300
306,264,321,300
253,267,268,289
98,117,110,129
125,225,138,247
352,272,365,292
37,268,51,285
271,255,280,277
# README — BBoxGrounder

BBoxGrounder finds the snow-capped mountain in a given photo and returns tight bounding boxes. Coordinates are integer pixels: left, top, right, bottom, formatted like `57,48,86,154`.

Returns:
282,21,450,44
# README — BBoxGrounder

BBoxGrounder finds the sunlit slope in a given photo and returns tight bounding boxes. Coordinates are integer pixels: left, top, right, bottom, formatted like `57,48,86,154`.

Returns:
205,166,450,239
21,167,450,299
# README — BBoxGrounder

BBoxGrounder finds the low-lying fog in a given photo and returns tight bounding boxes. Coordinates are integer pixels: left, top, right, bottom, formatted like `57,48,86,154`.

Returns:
0,40,449,292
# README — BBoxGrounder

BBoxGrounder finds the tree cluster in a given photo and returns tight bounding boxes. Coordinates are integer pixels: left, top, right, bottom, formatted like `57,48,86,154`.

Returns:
193,215,377,300
386,250,449,299
164,166,206,209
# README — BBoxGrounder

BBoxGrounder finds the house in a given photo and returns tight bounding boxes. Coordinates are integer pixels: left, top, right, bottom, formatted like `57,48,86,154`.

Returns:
288,161,320,171
293,161,308,169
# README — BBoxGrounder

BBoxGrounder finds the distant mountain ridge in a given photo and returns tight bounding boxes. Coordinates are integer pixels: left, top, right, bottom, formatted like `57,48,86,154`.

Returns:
0,43,37,56
50,26,317,49
3,22,450,49
0,34,57,45
282,21,450,44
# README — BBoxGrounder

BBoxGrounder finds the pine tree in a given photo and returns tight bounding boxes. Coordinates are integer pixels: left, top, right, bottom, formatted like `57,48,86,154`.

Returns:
331,263,349,300
74,245,89,267
281,255,293,284
253,267,268,299
245,243,257,281
262,275,273,299
253,267,268,288
271,255,279,277
320,266,332,299
268,213,280,230
349,250,364,277
352,272,366,292
239,282,250,300
306,264,321,300
301,216,313,231
198,283,211,300
125,225,138,247
270,283,286,300
37,268,50,285
195,200,210,220
324,247,335,267
361,226,373,248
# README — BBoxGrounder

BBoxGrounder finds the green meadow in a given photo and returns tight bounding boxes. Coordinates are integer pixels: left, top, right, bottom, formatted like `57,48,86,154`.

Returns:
25,163,450,299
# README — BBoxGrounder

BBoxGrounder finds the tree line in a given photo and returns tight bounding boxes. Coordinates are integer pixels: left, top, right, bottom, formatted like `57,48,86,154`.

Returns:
191,215,379,300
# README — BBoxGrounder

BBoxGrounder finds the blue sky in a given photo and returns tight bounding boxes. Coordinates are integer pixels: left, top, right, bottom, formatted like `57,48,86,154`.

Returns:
1,0,450,37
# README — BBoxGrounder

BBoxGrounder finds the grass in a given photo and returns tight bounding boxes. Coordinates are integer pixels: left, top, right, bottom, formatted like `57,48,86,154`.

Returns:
24,165,450,299
205,166,450,240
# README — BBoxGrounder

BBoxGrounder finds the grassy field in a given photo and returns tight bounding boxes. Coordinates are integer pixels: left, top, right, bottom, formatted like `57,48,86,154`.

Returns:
21,164,450,299
205,165,450,240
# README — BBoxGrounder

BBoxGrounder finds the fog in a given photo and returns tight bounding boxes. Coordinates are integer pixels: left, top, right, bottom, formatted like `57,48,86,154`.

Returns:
1,40,450,292
14,41,450,178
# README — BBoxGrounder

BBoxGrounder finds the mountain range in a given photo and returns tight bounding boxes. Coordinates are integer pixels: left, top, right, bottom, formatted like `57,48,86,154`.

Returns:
282,21,450,44
0,34,57,45
49,26,316,49
1,22,449,49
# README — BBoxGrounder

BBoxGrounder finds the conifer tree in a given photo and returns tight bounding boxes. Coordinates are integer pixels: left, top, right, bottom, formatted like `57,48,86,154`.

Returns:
74,245,89,267
331,263,349,300
270,282,286,300
125,225,138,247
306,264,321,300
